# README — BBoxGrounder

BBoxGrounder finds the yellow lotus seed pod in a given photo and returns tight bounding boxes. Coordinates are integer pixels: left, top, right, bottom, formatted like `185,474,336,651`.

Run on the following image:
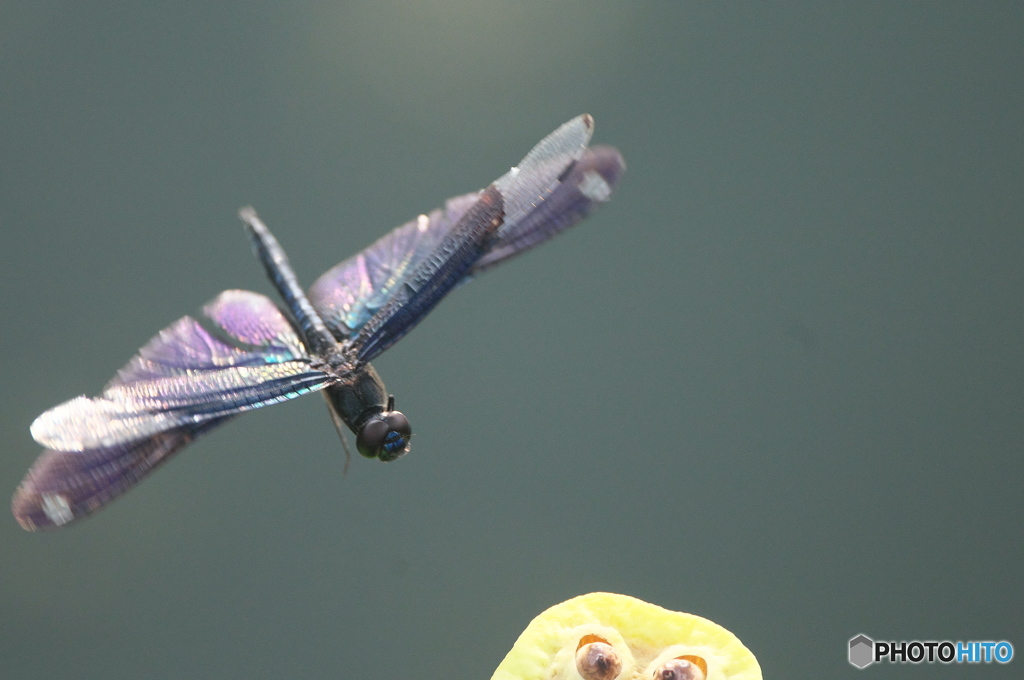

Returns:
490,593,761,680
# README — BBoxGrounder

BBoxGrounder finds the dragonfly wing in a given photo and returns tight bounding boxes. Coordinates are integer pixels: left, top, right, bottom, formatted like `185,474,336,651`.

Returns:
308,144,624,339
349,115,600,363
492,114,595,227
347,186,505,363
472,144,625,273
16,290,335,529
307,192,482,338
31,289,333,452
13,417,231,530
309,115,600,361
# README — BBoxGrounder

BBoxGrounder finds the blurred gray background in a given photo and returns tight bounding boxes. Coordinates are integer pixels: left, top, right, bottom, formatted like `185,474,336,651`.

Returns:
1,2,1021,678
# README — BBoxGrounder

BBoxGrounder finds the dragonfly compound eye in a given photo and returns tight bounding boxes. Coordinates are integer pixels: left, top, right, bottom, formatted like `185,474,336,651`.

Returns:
356,412,412,461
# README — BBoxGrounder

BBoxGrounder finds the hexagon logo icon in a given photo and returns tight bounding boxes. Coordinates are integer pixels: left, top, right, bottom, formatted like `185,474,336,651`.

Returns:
849,634,874,668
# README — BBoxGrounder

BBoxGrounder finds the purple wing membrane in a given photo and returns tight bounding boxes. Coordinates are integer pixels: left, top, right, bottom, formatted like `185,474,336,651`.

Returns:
309,137,624,341
114,289,313,384
308,193,481,338
15,290,336,529
348,187,505,363
474,144,625,272
13,418,230,530
339,115,599,364
30,290,333,452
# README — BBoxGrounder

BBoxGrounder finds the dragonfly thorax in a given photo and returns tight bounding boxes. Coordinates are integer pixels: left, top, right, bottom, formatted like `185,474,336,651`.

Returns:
324,364,412,462
320,346,355,375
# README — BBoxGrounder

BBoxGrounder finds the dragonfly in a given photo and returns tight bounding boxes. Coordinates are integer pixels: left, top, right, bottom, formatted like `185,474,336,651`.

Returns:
13,115,624,531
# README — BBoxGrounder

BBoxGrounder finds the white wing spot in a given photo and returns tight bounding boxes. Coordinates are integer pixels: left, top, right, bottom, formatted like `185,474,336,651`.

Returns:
41,493,73,526
578,171,612,202
416,214,429,232
508,166,520,178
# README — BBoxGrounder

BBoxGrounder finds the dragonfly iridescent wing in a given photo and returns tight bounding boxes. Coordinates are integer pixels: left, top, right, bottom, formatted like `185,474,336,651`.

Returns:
308,118,625,348
13,418,232,530
335,115,605,363
14,290,335,529
307,192,480,339
473,144,625,272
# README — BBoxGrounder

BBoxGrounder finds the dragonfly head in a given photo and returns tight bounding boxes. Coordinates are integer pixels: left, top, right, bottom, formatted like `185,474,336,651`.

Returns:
356,395,412,461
